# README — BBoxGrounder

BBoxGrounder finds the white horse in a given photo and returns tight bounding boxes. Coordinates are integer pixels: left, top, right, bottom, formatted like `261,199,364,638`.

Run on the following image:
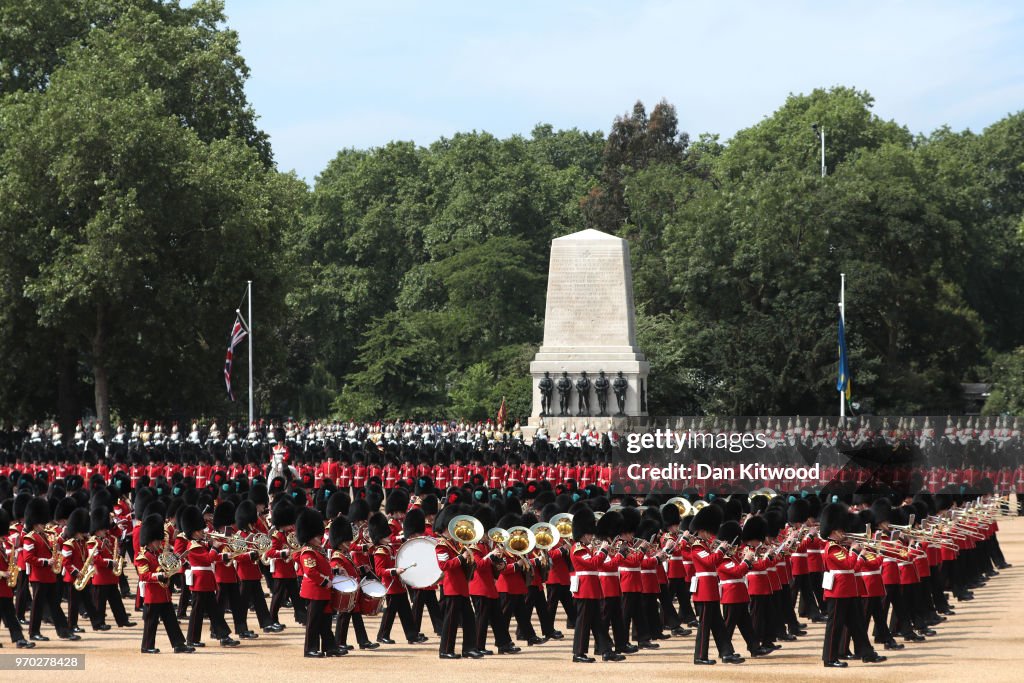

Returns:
268,450,299,481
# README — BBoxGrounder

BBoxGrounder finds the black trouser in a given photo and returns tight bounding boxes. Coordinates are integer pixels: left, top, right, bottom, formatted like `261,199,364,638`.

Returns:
439,594,477,655
865,595,893,643
14,573,30,621
0,596,25,642
809,571,824,608
336,611,369,647
304,599,334,653
377,592,416,641
622,592,650,642
546,584,575,627
749,594,773,647
501,593,536,640
411,588,441,635
65,584,100,630
602,596,628,652
187,591,230,642
240,579,272,628
525,585,555,637
658,581,680,629
142,602,186,651
217,583,247,633
777,584,801,634
473,595,512,649
722,602,758,652
176,581,191,618
29,582,70,637
92,584,131,626
269,577,306,624
823,597,873,662
572,598,602,656
693,600,733,660
643,593,665,636
796,573,824,618
884,581,917,634
668,577,695,622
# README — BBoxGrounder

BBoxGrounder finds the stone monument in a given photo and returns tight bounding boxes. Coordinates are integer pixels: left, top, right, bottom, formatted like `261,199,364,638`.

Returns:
527,228,649,437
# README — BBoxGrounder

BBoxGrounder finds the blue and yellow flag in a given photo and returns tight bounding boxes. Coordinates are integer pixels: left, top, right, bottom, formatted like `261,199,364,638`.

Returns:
837,314,851,399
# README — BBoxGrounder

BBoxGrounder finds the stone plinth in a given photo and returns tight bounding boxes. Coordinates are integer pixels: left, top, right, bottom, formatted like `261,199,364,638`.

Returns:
528,229,649,428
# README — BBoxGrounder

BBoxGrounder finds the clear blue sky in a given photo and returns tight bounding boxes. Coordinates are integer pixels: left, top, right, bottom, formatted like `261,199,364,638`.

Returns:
224,0,1024,183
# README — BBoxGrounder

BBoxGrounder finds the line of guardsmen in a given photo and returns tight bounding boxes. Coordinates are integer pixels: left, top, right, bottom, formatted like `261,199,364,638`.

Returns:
0,464,1013,665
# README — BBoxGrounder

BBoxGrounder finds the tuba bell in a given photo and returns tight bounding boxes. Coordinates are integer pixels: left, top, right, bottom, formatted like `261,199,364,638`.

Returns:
487,527,510,546
530,522,560,551
549,513,574,540
666,497,694,516
447,515,484,547
503,526,536,556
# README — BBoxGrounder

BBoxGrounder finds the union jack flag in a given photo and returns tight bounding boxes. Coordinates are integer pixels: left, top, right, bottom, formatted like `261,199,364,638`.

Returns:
224,314,248,401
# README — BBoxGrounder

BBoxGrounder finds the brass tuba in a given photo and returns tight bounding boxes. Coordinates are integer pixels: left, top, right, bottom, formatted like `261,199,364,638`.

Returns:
530,522,560,551
448,515,484,547
549,513,574,540
503,526,536,556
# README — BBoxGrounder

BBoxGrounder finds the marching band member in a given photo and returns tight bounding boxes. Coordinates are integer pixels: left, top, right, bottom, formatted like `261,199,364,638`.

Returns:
741,514,777,653
23,497,79,642
135,513,193,654
433,505,484,659
179,505,239,648
0,509,33,648
403,508,442,637
819,503,885,667
235,500,283,634
329,517,376,651
569,506,621,662
714,519,771,658
595,510,634,658
369,511,423,645
468,506,519,655
87,507,136,629
689,503,743,665
267,499,306,625
296,507,344,657
61,508,101,632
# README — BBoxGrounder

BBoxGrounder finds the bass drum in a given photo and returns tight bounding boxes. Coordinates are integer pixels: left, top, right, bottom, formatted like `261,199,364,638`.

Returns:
331,575,359,614
356,578,387,616
396,536,442,589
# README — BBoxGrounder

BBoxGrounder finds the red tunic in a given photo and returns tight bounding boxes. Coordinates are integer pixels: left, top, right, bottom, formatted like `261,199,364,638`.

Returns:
23,530,57,583
372,544,405,595
717,555,750,604
570,542,605,600
690,540,723,602
185,542,219,592
435,539,470,597
822,541,858,599
135,548,171,604
298,546,332,602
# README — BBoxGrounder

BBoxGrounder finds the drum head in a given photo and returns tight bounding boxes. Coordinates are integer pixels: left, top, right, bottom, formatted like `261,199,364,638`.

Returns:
359,578,387,598
332,575,358,593
396,536,443,589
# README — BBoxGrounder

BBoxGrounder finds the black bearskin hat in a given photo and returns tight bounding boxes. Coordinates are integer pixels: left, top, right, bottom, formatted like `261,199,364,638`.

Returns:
249,483,270,507
64,508,90,538
347,499,370,524
741,515,768,542
24,497,51,529
764,509,785,537
367,512,391,544
55,497,77,522
295,508,325,545
620,506,642,535
870,498,892,526
660,503,681,528
434,503,462,536
472,505,495,532
819,502,849,539
716,519,741,545
139,513,165,546
691,504,723,535
212,501,235,529
787,499,809,525
596,509,623,539
326,491,350,520
635,518,661,542
420,494,439,517
271,499,298,528
385,489,409,515
235,500,258,530
572,506,597,540
180,505,206,539
403,507,426,537
329,519,353,549
90,507,112,533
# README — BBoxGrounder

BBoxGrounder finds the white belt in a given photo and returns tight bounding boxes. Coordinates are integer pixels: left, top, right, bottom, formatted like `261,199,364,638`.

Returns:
856,570,882,577
720,579,745,585
830,570,854,575
682,561,694,565
598,572,618,577
575,571,599,576
747,571,767,576
883,558,897,563
640,570,656,574
808,549,824,554
191,566,213,572
694,572,716,578
792,553,807,558
618,567,641,572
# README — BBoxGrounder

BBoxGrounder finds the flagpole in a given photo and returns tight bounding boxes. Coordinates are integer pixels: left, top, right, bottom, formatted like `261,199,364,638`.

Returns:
839,273,846,420
247,280,254,427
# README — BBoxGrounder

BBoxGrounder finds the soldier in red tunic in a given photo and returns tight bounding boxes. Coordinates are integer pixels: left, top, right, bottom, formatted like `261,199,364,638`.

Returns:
135,513,193,654
690,503,743,665
433,505,483,659
23,497,78,643
369,512,423,645
569,506,621,662
0,509,33,648
296,508,344,658
819,502,885,667
179,505,239,648
60,508,101,633
235,501,283,634
329,518,377,651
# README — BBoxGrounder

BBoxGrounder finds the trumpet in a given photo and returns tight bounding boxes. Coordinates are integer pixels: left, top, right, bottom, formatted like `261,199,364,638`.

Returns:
843,533,926,562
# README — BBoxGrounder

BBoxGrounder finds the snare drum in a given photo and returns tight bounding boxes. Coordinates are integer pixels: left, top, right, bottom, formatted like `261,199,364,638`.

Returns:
357,578,387,615
331,575,359,614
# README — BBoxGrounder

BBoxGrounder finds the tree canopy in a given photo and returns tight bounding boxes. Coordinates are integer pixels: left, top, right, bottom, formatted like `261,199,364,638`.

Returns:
2,3,1023,426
